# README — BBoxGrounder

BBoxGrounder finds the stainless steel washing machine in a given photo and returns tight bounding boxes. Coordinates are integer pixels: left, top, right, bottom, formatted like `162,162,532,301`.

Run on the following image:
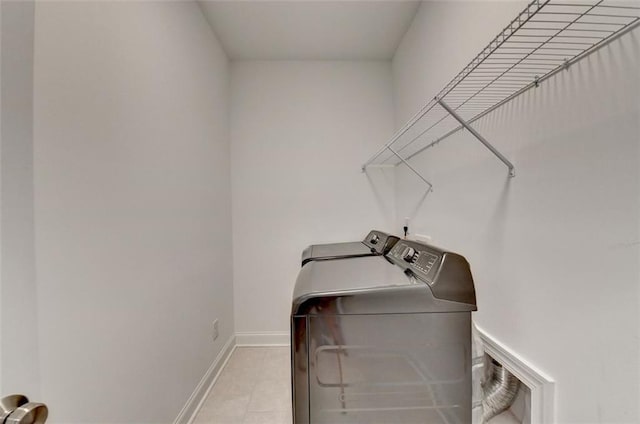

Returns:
291,239,477,424
301,230,399,266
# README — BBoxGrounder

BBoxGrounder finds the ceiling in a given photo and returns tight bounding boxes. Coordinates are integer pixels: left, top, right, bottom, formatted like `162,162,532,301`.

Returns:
197,1,422,61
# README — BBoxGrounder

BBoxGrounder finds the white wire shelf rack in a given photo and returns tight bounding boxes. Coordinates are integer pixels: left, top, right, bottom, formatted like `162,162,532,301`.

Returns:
362,0,640,187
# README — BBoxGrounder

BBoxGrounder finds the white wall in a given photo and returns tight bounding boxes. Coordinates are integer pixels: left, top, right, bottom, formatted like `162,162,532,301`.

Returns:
393,2,639,423
0,0,40,398
32,2,232,422
0,0,3,394
230,61,395,337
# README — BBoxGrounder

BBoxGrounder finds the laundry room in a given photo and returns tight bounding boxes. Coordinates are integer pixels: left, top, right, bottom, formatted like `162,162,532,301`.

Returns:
0,1,638,424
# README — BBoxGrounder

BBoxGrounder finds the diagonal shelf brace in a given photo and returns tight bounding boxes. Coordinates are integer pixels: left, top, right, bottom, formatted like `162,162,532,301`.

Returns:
436,97,515,178
387,146,434,192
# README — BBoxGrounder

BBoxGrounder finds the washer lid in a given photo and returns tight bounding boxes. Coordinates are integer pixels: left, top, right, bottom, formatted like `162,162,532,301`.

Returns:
292,256,476,315
300,230,399,266
301,241,372,265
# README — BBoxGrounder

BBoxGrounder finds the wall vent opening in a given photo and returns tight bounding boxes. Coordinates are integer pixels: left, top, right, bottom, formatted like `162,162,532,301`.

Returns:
474,325,555,424
485,354,530,424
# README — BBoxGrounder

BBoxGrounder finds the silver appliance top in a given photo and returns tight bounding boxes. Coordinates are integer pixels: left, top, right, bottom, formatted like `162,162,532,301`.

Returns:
292,239,476,316
303,241,371,261
300,230,399,266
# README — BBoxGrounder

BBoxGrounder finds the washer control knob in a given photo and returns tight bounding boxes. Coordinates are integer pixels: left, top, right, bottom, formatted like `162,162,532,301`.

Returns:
370,234,380,244
402,247,417,263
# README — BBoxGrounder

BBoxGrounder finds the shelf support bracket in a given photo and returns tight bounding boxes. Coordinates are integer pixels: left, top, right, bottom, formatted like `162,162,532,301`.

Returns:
387,146,433,192
436,98,516,177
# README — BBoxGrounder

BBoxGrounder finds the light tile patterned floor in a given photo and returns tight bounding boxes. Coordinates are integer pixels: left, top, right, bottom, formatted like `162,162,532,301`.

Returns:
193,347,292,424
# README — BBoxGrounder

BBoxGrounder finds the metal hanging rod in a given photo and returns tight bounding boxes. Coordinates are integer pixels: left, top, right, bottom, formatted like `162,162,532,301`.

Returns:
361,0,640,185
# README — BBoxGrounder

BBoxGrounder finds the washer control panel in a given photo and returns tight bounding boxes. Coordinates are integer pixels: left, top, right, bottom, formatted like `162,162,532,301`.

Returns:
388,240,442,284
413,250,439,274
387,239,477,306
362,230,400,254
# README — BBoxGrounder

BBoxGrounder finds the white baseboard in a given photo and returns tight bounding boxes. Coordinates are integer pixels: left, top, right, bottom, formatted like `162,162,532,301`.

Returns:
475,325,555,424
174,335,236,424
235,331,290,346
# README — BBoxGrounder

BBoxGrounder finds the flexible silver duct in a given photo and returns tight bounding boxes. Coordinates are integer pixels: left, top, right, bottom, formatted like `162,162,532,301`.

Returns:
482,358,521,423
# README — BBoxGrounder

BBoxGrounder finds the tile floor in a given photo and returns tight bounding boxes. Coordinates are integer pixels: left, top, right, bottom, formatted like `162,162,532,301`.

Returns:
193,346,522,424
193,347,292,424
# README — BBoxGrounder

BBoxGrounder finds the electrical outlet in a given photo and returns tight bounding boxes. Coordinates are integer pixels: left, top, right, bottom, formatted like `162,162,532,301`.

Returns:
212,319,219,341
414,234,432,244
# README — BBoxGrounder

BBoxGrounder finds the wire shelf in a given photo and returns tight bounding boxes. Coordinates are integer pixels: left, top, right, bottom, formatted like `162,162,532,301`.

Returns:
362,0,640,177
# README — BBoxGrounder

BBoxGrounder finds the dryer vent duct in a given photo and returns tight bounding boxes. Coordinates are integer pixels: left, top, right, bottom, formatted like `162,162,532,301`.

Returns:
483,358,520,423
